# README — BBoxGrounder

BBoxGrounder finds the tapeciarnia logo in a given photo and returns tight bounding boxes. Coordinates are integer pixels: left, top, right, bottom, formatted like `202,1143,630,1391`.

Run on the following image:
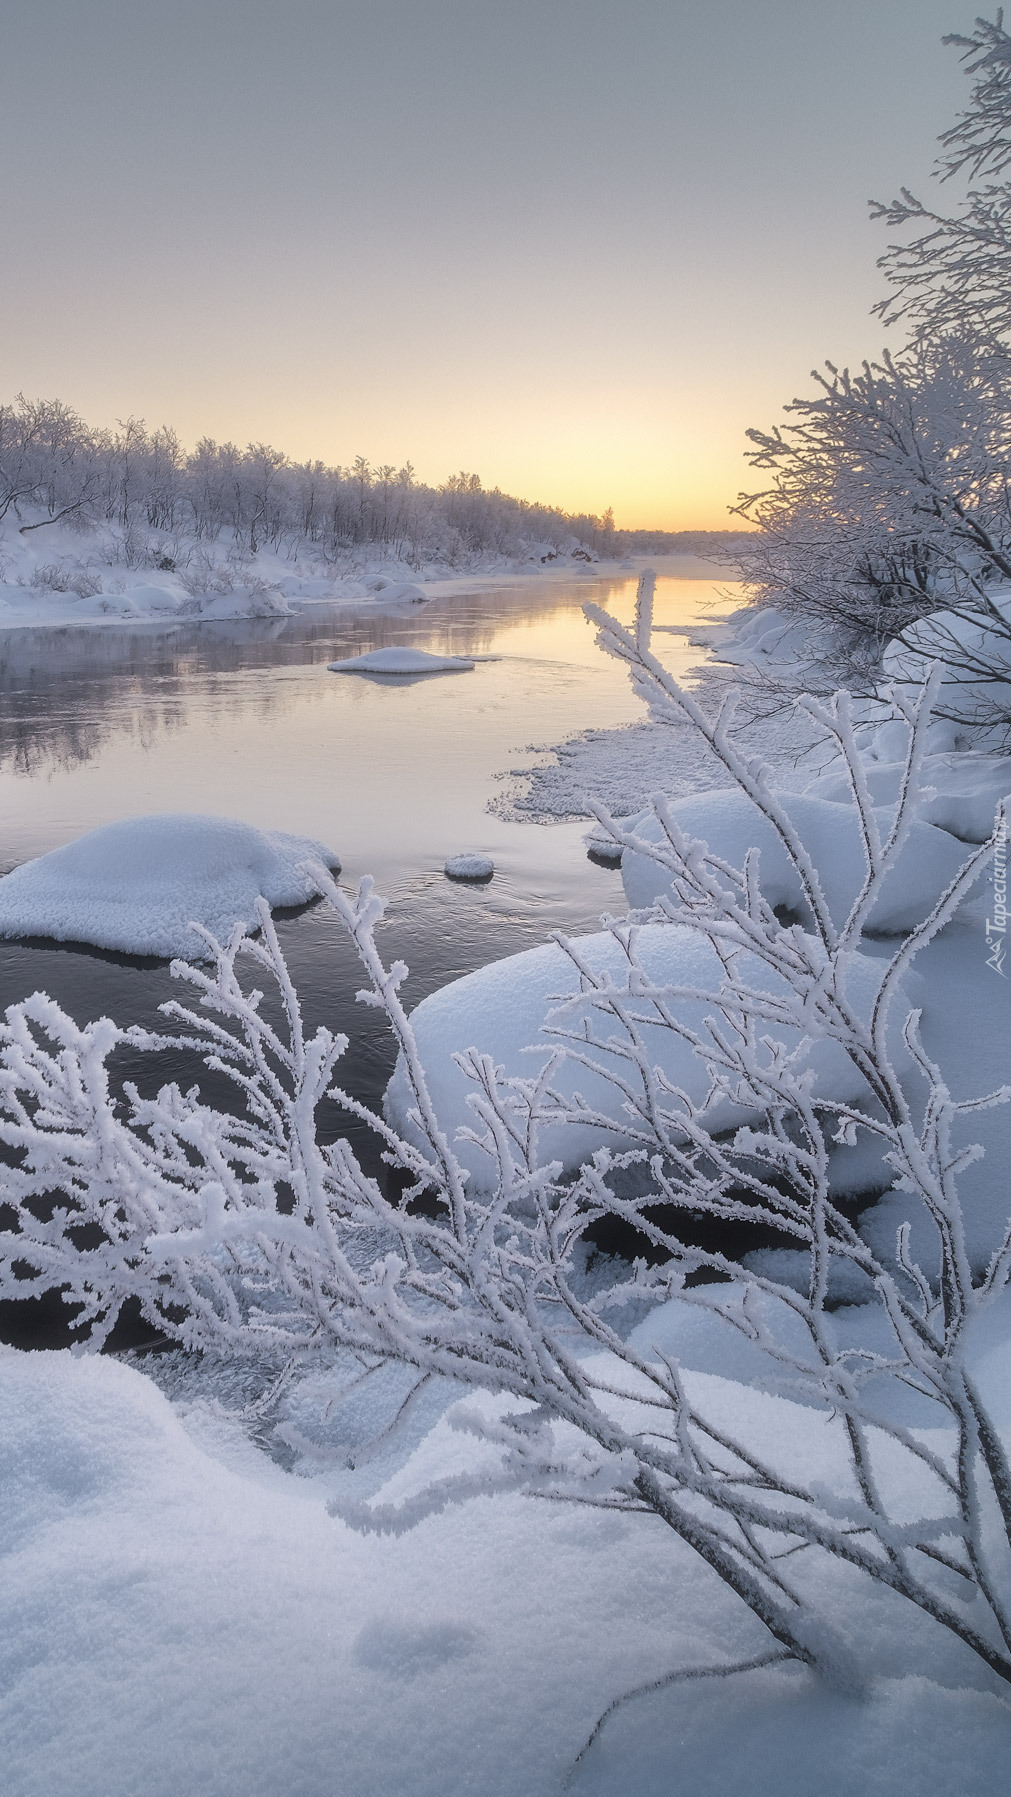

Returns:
985,804,1008,976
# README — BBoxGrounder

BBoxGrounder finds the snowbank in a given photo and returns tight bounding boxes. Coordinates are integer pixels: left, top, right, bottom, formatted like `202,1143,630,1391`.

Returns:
328,646,476,675
804,750,1011,845
0,510,607,631
385,923,903,1188
2,1345,1007,1797
618,788,972,934
680,603,820,675
0,814,340,958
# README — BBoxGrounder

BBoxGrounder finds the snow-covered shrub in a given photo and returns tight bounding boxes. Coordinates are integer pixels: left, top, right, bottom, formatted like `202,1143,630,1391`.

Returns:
30,560,103,599
881,590,1011,737
177,546,237,597
1,576,1010,1694
735,338,1011,690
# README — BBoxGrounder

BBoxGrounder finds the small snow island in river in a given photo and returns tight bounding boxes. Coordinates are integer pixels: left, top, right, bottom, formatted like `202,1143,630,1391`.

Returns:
0,813,341,960
327,645,475,676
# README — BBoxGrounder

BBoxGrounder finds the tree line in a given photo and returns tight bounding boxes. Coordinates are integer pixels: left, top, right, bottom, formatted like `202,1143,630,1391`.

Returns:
0,397,736,570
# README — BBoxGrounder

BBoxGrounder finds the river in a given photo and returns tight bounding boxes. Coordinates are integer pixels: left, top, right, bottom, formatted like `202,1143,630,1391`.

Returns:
0,558,733,1338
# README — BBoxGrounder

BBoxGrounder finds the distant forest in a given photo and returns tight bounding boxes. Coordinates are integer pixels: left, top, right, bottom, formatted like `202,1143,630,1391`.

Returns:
0,395,743,568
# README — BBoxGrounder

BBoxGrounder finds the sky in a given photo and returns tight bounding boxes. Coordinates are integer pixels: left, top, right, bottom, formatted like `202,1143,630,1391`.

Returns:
0,0,986,529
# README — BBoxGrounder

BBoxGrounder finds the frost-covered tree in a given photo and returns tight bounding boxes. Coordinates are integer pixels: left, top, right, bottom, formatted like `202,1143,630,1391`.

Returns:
0,394,619,570
0,396,97,532
735,337,1011,686
873,12,1011,348
736,15,1011,714
1,576,1010,1696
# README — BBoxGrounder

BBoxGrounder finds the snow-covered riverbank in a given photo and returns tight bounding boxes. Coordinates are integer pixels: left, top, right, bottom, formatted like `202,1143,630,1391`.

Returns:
0,498,737,629
4,1332,1008,1797
2,571,1010,1797
0,517,618,628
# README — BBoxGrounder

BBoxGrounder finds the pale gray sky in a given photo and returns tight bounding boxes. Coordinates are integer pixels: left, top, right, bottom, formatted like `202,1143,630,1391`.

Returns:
0,0,981,524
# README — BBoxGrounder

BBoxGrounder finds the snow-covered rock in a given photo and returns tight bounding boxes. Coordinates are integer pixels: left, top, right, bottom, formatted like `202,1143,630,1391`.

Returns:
179,584,293,621
328,646,475,675
444,853,494,880
0,814,340,959
619,789,971,935
803,752,1011,845
583,827,623,865
385,923,903,1189
365,576,427,604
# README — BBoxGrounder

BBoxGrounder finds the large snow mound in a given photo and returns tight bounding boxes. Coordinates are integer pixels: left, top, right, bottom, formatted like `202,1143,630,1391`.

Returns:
802,752,1011,846
619,789,971,934
0,814,341,959
386,923,903,1188
328,646,475,675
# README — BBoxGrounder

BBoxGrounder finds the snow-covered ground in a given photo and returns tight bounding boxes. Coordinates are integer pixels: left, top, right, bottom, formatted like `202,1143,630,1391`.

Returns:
0,511,619,629
3,1317,1009,1797
2,581,1010,1795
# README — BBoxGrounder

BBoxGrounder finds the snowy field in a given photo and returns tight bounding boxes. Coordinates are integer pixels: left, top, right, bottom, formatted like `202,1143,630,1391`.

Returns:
1,572,1010,1796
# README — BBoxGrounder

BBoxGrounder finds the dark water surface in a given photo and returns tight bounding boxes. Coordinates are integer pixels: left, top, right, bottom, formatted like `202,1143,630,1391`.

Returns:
0,564,731,1339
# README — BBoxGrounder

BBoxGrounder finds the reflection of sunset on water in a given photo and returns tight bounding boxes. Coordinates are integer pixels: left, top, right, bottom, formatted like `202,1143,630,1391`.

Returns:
0,563,740,1179
0,566,738,883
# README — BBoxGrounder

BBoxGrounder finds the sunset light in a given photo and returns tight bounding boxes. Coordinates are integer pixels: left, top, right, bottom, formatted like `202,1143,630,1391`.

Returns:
2,7,1009,1795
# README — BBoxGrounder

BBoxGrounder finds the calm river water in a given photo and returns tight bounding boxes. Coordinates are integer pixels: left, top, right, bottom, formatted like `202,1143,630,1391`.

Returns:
0,560,732,1336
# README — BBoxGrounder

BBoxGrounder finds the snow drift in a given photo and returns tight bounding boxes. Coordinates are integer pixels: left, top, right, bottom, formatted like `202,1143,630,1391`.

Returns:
4,1345,1006,1797
618,788,971,933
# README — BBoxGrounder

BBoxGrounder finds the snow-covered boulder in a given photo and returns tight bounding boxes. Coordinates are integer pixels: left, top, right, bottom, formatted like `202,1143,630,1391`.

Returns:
803,753,1011,846
0,814,341,959
385,923,902,1189
328,646,474,675
365,576,427,604
444,854,494,881
180,584,293,621
619,789,970,934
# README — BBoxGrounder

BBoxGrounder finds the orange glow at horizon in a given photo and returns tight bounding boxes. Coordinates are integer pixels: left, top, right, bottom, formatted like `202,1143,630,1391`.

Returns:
37,369,770,536
0,2,963,540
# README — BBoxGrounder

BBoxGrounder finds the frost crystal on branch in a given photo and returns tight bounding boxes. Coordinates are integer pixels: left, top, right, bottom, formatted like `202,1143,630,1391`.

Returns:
1,580,1010,1691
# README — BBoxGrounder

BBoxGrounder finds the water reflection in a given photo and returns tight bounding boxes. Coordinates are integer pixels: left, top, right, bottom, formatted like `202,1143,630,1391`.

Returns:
0,566,723,784
0,563,735,1345
0,569,734,876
